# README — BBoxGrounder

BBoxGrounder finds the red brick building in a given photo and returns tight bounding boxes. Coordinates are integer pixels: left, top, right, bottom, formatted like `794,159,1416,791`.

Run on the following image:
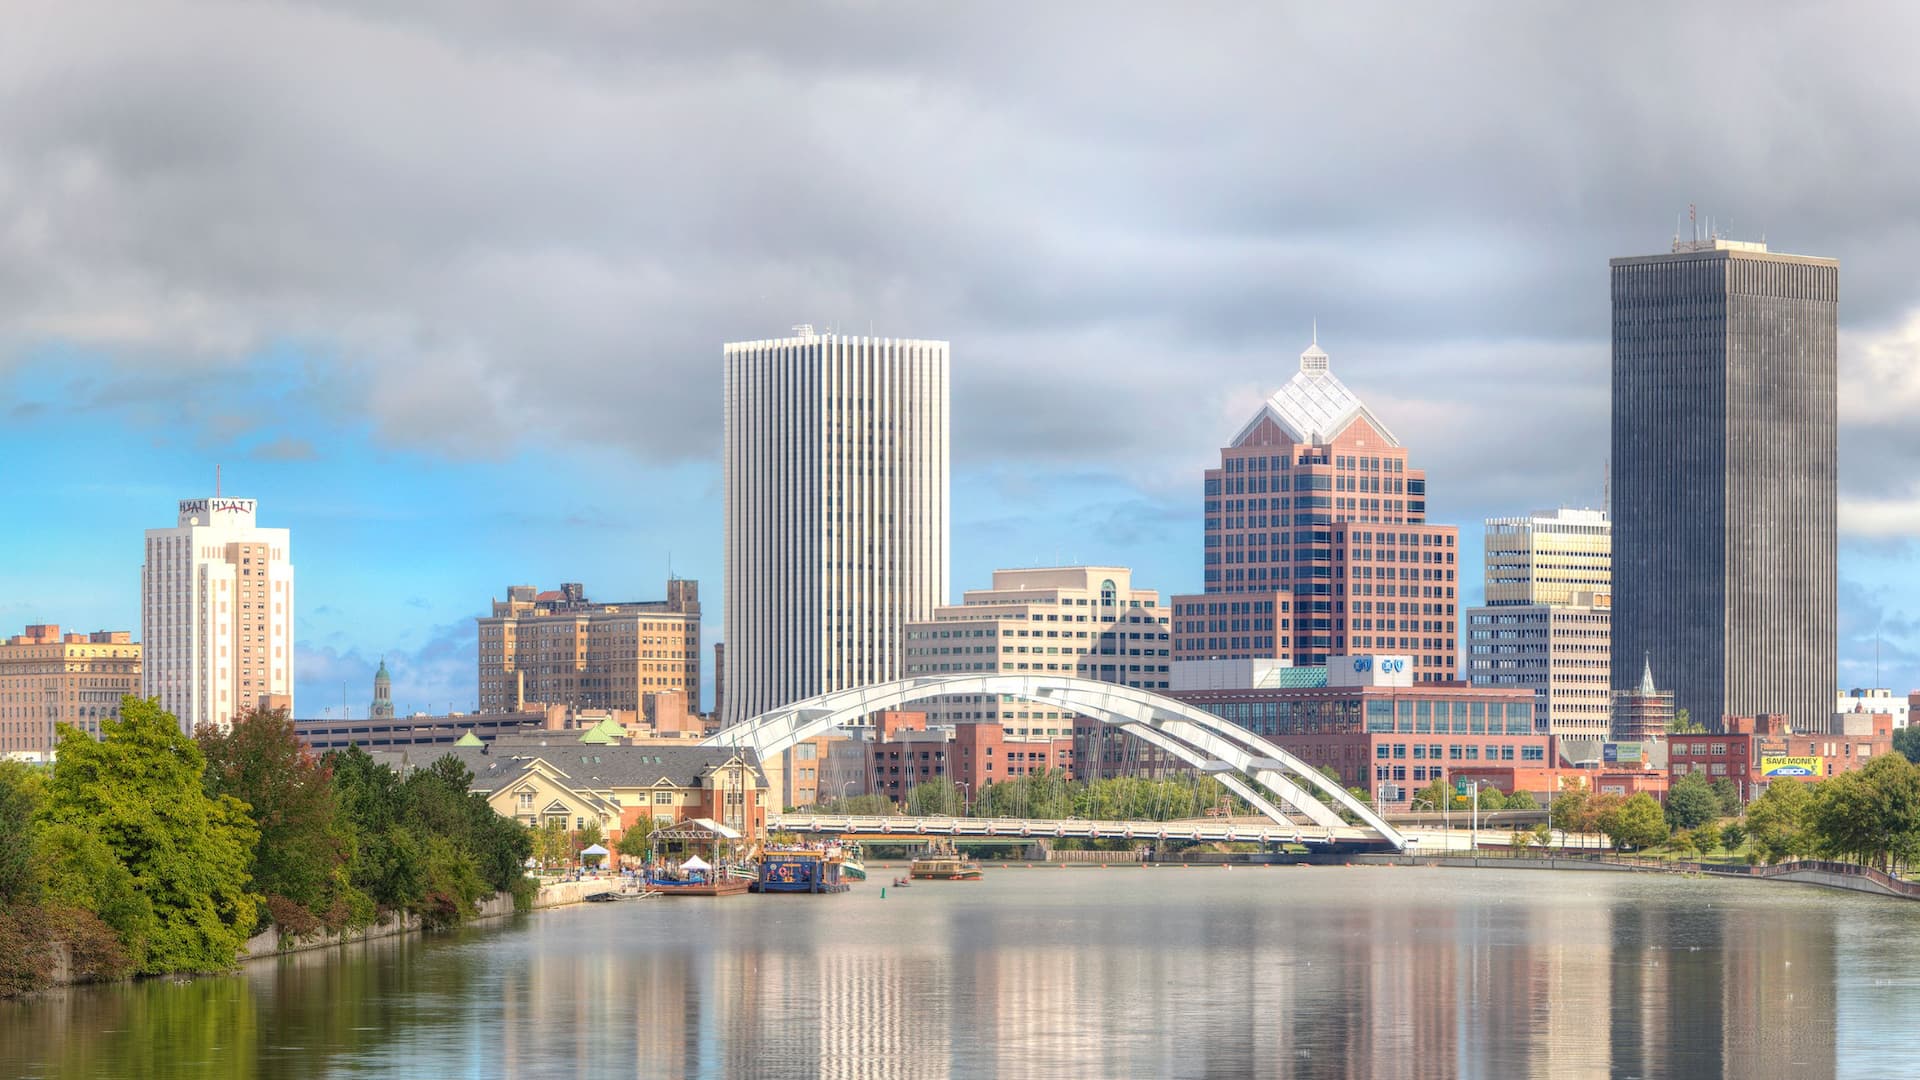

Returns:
866,710,1074,805
1668,713,1897,803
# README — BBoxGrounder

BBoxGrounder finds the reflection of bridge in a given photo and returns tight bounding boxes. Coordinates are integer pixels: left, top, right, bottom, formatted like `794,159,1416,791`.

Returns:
707,674,1407,851
769,813,1390,847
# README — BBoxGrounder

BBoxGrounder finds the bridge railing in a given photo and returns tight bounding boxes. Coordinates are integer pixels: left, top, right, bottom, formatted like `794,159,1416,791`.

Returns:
768,813,1344,845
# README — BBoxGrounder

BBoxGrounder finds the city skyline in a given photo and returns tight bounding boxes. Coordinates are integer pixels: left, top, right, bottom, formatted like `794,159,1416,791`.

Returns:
3,7,1919,714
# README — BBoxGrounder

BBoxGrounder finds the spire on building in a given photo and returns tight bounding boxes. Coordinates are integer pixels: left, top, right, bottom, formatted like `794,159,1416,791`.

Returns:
370,655,395,720
1640,653,1656,695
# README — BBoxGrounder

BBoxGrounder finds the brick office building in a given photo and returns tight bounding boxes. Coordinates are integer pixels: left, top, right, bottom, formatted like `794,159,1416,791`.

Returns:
1668,713,1896,803
1171,335,1461,683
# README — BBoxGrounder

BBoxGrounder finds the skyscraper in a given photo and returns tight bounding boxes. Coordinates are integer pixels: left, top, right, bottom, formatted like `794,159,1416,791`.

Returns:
141,495,295,732
722,326,950,726
1611,235,1837,731
1171,335,1461,681
1465,508,1612,737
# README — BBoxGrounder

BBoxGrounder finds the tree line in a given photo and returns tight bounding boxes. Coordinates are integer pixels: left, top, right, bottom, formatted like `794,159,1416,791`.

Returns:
815,770,1245,822
0,698,532,997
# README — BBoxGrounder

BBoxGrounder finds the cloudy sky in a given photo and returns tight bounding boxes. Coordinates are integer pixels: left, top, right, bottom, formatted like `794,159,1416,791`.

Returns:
4,2,1919,715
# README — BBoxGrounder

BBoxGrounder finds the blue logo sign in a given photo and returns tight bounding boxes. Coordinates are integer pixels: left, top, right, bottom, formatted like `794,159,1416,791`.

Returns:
1380,658,1406,674
1353,656,1406,676
1353,657,1372,673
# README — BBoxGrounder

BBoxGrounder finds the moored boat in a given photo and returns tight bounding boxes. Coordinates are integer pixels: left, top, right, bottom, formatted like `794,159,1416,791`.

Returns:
754,846,851,894
840,841,868,881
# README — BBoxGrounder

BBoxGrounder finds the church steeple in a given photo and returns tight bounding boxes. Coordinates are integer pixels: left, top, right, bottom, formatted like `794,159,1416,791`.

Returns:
370,656,394,720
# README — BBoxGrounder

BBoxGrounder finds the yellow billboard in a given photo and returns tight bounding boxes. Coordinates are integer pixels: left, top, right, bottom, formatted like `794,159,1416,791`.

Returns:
1760,756,1823,779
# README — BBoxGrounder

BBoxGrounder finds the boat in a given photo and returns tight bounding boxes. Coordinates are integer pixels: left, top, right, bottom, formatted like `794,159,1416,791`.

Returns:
891,876,911,887
840,842,868,881
909,849,984,881
584,888,645,902
753,846,851,894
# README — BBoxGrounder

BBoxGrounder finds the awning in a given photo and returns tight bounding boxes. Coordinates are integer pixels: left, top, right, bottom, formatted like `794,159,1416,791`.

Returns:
580,843,610,856
681,855,711,872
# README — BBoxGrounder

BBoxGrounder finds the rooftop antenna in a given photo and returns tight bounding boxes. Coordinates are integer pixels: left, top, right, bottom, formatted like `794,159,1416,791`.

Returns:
216,464,222,497
1689,203,1697,243
1602,459,1610,514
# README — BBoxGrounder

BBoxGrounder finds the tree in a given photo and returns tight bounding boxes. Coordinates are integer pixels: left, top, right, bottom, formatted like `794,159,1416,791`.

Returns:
1694,821,1724,856
1503,790,1539,811
1709,778,1743,817
1665,773,1721,832
0,761,39,906
1744,778,1815,865
906,778,964,817
41,699,258,974
198,707,355,931
1409,777,1452,813
1720,822,1748,854
1597,793,1667,851
817,793,894,816
617,817,657,863
1668,708,1705,735
1475,785,1506,812
1808,753,1920,872
1895,725,1920,766
1548,781,1589,841
574,820,605,854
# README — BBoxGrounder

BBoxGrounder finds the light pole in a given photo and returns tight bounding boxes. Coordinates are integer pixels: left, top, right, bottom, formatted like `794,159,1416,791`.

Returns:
1468,780,1480,853
841,779,857,806
958,781,971,818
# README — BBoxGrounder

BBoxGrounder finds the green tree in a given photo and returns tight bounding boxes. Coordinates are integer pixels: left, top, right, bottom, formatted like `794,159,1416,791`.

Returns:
1548,781,1589,840
1694,820,1724,856
1709,778,1743,817
0,761,39,905
1668,708,1705,735
1665,773,1721,831
617,817,657,863
1502,790,1539,811
1475,785,1506,811
41,699,258,974
1808,753,1920,872
1597,793,1667,851
198,707,356,931
1744,778,1815,864
1409,777,1452,813
574,820,605,853
1720,822,1748,853
818,793,895,816
1895,725,1920,765
906,778,964,817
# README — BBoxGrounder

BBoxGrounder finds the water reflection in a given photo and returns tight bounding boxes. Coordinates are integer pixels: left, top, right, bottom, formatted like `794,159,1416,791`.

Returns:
0,869,1906,1079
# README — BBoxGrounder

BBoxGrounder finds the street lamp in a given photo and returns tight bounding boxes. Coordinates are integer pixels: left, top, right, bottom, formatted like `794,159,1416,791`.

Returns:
957,781,971,818
1468,780,1481,853
841,779,857,806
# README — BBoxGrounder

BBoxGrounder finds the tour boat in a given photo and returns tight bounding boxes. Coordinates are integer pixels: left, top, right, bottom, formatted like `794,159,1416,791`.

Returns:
839,842,868,881
753,847,851,894
909,854,984,881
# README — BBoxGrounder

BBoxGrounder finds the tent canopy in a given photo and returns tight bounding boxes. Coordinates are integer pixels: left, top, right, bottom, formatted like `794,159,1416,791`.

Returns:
580,843,610,856
681,855,711,872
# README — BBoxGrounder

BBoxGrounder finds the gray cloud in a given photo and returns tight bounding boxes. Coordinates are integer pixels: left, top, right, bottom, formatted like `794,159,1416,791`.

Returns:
3,1,1920,539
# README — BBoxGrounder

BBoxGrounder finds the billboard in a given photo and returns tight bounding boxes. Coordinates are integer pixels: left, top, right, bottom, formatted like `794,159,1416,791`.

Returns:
1760,756,1823,779
1602,743,1643,764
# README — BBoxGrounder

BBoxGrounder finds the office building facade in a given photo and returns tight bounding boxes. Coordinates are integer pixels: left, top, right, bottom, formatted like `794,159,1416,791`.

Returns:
1466,509,1613,737
141,496,294,732
722,327,949,726
0,625,141,758
1171,336,1460,681
1611,237,1837,731
476,580,700,715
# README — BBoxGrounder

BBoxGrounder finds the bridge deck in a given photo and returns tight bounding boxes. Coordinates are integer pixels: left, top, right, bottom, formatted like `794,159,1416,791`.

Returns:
769,813,1389,847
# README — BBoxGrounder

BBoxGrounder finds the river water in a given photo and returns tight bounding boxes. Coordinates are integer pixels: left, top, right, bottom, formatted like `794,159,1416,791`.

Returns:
4,865,1919,1079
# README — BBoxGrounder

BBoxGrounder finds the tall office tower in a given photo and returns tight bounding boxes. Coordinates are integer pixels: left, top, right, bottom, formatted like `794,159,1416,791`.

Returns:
1465,508,1613,736
141,495,295,733
1170,335,1461,681
1611,236,1837,731
0,625,142,757
475,579,700,715
722,326,950,726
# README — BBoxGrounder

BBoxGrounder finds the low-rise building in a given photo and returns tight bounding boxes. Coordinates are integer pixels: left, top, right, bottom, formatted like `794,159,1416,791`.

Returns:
449,742,767,841
1172,653,1543,810
865,709,1075,805
0,625,142,759
1834,688,1910,730
1668,713,1896,803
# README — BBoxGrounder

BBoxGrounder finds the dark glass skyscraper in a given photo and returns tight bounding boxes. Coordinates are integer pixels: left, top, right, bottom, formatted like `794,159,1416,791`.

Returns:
1610,238,1837,731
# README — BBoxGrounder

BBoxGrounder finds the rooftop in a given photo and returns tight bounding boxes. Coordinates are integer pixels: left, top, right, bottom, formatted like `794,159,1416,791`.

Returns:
1231,334,1399,449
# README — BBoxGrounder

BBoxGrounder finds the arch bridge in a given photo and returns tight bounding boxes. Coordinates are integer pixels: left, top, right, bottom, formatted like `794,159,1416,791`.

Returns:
705,675,1406,851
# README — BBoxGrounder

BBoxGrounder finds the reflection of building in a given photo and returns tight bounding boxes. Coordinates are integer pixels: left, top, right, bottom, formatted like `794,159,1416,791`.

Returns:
1466,508,1612,737
1171,334,1461,681
722,327,950,727
1611,657,1675,741
476,579,700,715
369,657,394,719
1173,654,1541,808
0,625,141,758
1612,236,1838,732
141,494,295,732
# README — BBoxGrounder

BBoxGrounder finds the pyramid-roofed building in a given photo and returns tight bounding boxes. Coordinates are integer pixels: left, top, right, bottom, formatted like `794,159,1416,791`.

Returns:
1169,331,1461,683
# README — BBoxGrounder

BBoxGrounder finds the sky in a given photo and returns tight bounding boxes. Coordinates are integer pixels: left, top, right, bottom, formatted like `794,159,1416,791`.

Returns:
4,2,1920,716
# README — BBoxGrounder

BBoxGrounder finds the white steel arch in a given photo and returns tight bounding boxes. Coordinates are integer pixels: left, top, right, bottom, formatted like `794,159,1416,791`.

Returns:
705,674,1405,849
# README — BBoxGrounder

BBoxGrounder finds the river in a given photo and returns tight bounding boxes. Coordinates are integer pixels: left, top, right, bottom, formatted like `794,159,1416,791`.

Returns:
4,865,1919,1079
